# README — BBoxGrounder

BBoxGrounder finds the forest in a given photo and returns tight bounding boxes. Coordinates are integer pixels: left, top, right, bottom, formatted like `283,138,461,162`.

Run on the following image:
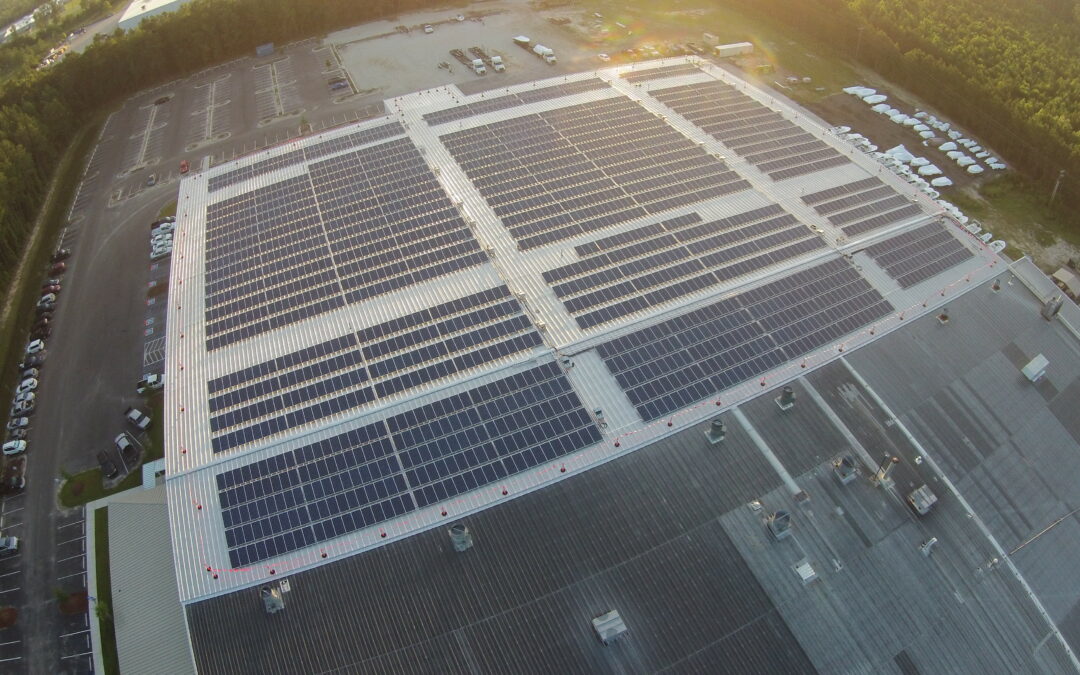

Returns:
1,0,1080,299
723,0,1080,206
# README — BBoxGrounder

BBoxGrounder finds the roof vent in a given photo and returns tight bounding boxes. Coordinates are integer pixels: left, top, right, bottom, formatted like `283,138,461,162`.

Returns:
705,417,725,444
535,320,547,332
449,523,473,552
592,610,628,645
767,510,792,540
833,455,857,485
261,586,284,614
775,385,795,410
1022,354,1049,383
1041,295,1063,321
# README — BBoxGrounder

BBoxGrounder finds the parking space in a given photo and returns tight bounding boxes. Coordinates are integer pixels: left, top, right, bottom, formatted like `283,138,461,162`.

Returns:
0,492,26,671
186,73,235,150
53,510,92,673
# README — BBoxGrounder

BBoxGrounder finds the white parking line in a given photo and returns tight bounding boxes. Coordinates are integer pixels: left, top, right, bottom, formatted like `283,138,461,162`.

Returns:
59,519,85,529
1,522,21,529
57,571,85,581
0,587,20,594
59,629,89,638
61,651,92,660
0,656,22,662
0,640,19,646
2,507,22,515
57,537,84,547
0,570,18,579
56,554,84,563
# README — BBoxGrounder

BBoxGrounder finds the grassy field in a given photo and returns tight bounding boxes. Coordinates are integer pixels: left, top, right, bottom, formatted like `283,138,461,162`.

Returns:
93,506,120,675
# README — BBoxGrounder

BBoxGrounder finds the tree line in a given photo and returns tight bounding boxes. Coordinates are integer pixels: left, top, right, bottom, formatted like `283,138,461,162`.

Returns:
721,0,1080,208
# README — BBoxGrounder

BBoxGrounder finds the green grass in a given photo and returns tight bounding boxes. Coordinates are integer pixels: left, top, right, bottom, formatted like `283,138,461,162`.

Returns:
142,392,164,463
93,506,120,675
157,200,177,219
59,465,142,508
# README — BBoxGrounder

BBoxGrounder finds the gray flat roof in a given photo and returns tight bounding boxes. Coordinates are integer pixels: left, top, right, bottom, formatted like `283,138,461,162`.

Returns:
186,270,1080,673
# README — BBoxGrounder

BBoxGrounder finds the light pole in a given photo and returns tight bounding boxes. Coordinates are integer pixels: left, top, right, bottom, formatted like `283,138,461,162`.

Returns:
855,26,866,63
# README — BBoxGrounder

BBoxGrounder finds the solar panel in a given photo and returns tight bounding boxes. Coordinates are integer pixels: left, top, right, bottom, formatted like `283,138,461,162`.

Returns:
202,136,488,350
840,203,924,237
208,287,543,453
650,80,849,180
207,122,405,192
215,361,602,567
439,96,749,250
596,258,893,420
864,222,974,288
801,177,882,205
422,78,610,126
620,63,701,83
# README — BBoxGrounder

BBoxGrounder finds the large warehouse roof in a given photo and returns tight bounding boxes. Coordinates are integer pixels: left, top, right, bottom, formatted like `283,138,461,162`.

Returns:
164,58,1002,604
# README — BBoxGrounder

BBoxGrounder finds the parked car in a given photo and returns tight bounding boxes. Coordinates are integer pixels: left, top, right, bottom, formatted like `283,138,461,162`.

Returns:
14,392,34,404
35,303,54,315
25,340,44,355
16,378,37,393
146,173,156,186
2,441,26,456
37,293,56,307
31,326,50,340
1,476,25,494
179,159,190,174
49,262,66,275
124,407,151,431
97,450,119,479
137,373,164,394
19,355,45,369
42,284,61,294
155,222,175,234
20,368,38,380
423,24,433,33
51,248,70,262
115,432,139,466
11,399,34,415
6,429,27,441
0,535,18,554
6,417,29,431
42,278,61,288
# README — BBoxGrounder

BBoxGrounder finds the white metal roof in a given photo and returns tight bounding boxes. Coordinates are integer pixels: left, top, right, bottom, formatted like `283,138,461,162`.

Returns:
166,57,1005,603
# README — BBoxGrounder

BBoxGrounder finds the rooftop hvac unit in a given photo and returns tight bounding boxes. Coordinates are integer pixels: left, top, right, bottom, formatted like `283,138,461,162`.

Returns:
767,510,792,540
535,320,547,332
592,610,629,645
261,586,284,614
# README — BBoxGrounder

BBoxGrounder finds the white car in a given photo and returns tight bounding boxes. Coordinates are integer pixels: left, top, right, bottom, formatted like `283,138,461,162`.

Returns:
15,391,34,404
597,53,610,62
6,417,29,431
25,339,45,354
2,440,26,456
423,24,433,33
155,223,174,234
0,536,18,555
16,378,38,394
37,293,56,307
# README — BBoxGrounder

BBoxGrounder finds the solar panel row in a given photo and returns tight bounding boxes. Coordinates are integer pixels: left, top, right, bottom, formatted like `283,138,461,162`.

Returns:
864,222,974,289
596,257,893,420
215,361,601,567
440,96,749,251
202,136,488,350
207,121,405,192
650,80,849,181
801,177,881,205
840,203,924,238
208,287,542,453
422,78,610,126
620,63,701,83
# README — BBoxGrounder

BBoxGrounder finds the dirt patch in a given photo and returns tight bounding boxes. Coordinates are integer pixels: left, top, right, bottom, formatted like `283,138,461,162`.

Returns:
0,606,16,629
59,591,89,615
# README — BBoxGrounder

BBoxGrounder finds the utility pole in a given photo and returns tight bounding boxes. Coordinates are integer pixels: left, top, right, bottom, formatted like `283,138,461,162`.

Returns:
1049,169,1066,206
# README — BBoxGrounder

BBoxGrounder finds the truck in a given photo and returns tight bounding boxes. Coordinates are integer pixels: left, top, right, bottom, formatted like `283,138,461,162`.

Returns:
713,41,755,58
136,373,164,394
513,35,532,50
469,46,504,72
490,55,505,72
470,58,487,75
907,485,938,516
532,44,557,64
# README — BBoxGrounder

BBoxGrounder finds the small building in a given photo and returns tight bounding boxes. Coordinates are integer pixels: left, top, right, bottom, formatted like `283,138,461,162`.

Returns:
1052,267,1080,299
118,0,195,31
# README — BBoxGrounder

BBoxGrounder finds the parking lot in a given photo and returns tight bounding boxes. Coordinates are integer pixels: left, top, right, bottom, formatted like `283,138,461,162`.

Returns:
0,1,710,669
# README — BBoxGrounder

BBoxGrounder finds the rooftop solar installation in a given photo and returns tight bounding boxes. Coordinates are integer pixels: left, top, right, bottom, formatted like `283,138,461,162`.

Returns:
650,80,850,180
864,221,975,288
164,59,1000,603
439,96,751,250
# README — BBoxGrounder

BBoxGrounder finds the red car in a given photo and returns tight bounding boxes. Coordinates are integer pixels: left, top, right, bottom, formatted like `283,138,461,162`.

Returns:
179,159,190,174
42,284,60,294
49,262,65,275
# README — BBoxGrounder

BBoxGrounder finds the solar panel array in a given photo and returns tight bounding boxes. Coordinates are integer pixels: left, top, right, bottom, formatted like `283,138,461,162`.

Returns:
650,80,849,181
207,122,404,192
597,258,893,420
215,360,602,567
440,96,750,250
864,222,974,289
203,136,487,350
207,286,542,453
620,63,700,83
801,177,924,237
422,78,610,126
542,206,827,329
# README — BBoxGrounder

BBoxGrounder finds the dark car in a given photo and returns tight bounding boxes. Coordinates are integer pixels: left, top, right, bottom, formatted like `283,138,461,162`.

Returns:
19,355,44,369
7,428,27,441
1,476,25,495
33,317,49,330
35,302,54,314
51,249,70,262
97,450,119,479
49,262,66,275
31,327,50,339
42,278,61,288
